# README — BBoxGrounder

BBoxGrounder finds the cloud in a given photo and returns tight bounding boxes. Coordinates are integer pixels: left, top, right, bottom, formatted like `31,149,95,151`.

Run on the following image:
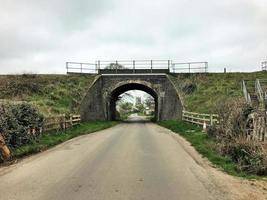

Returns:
0,0,266,73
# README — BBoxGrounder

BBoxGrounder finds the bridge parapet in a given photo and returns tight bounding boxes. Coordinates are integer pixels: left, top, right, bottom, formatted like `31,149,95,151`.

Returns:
66,60,208,74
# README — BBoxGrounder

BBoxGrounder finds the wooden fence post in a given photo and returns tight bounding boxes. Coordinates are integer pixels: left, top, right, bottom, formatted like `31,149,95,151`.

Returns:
63,114,66,131
70,115,73,127
210,114,213,126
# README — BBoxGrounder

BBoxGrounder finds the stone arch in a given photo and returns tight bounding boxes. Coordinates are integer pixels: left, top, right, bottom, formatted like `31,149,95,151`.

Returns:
80,74,183,121
107,82,159,120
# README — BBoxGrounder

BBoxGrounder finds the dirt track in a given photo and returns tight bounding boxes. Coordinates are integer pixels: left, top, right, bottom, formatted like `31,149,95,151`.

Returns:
0,116,266,200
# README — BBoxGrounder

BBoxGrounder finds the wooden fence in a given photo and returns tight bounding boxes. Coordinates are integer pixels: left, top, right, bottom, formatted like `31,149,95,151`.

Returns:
182,110,219,127
42,114,81,133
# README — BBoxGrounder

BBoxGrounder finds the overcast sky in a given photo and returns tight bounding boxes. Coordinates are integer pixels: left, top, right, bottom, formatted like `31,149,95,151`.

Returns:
0,0,266,74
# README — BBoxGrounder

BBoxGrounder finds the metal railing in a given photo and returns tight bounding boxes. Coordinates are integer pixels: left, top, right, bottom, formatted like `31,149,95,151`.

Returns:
171,62,208,73
262,61,267,71
182,110,219,126
66,60,208,74
258,79,267,101
66,62,98,74
255,79,263,102
241,80,251,104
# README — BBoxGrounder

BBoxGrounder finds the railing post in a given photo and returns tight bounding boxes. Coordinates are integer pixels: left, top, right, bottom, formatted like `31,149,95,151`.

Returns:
133,60,135,73
116,60,118,74
80,63,82,73
70,115,73,127
95,64,98,74
98,60,100,70
189,63,191,73
168,60,170,72
205,62,208,72
150,60,153,73
66,62,68,73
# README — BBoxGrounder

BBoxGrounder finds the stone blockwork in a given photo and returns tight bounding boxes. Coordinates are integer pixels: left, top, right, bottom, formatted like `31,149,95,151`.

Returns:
80,74,183,121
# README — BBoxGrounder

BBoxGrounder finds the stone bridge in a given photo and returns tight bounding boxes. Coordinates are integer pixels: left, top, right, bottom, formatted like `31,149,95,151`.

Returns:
80,74,183,121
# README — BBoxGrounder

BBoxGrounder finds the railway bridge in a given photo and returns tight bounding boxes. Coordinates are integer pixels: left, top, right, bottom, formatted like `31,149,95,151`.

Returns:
66,60,208,121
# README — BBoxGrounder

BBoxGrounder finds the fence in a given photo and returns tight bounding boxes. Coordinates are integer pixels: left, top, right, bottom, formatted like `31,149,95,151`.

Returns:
182,110,219,127
171,62,208,73
66,62,98,74
66,60,208,74
241,80,251,104
42,114,81,133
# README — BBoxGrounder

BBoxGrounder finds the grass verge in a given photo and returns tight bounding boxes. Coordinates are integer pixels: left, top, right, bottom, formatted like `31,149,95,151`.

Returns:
12,121,118,159
158,120,265,179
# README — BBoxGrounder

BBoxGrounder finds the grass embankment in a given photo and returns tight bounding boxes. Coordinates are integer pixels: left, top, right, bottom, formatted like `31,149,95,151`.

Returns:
12,121,118,159
170,72,267,113
0,74,96,116
158,120,264,179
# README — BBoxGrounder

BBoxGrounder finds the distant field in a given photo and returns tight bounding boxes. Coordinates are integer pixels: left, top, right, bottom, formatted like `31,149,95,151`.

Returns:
170,72,267,113
0,74,96,116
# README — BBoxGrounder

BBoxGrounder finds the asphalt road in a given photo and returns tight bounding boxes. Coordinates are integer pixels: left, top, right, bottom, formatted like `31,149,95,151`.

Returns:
0,116,228,200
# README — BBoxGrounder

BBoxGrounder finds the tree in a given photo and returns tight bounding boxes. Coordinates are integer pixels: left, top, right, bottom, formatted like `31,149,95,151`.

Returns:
105,63,126,70
144,95,154,108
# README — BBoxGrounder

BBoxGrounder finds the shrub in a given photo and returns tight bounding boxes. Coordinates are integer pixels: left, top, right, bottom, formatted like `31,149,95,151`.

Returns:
181,82,197,94
215,97,248,140
208,97,267,175
0,103,44,149
224,138,267,175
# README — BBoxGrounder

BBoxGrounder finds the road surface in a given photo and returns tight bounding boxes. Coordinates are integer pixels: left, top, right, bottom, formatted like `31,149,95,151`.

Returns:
0,116,242,200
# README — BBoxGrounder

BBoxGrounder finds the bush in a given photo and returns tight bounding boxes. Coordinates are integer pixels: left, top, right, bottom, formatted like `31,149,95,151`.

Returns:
215,97,248,140
0,103,44,149
224,138,267,175
181,82,197,94
208,97,267,175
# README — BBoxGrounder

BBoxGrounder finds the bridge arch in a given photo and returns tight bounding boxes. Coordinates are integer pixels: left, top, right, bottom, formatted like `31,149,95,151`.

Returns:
108,82,159,120
80,74,183,121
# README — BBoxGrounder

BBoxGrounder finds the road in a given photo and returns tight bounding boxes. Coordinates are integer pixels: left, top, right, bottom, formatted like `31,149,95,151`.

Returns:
0,116,248,200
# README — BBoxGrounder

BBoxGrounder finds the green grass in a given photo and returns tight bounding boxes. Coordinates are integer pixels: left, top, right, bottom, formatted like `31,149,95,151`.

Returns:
158,120,265,179
2,72,267,116
12,121,118,158
0,74,96,116
169,72,267,113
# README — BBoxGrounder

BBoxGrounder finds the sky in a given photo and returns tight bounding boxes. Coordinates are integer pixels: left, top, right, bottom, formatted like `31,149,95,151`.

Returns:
0,0,267,74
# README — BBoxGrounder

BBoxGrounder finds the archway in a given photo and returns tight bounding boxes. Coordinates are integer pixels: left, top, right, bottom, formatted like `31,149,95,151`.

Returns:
108,83,159,121
80,74,183,121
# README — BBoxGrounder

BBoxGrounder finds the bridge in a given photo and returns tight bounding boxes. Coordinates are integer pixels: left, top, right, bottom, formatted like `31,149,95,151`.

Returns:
68,60,208,121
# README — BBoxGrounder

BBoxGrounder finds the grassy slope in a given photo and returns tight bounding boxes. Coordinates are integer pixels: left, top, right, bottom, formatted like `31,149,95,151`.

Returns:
2,72,267,115
170,72,267,113
0,74,96,116
158,120,264,179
